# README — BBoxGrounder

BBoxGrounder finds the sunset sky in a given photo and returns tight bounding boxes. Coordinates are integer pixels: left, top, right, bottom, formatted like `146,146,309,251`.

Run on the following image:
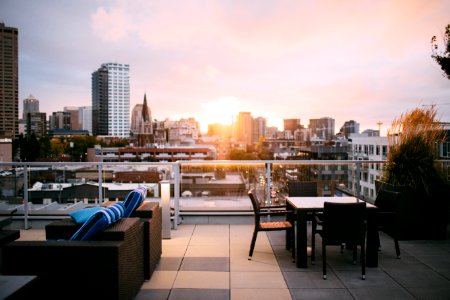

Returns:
1,0,450,134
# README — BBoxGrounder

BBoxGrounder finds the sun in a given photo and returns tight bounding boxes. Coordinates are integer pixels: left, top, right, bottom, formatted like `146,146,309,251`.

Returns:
197,97,241,133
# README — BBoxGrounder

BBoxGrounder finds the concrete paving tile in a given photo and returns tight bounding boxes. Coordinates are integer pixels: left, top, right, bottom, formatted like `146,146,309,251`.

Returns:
173,271,229,289
283,271,344,289
141,271,178,289
180,257,229,272
156,257,183,271
185,244,229,257
231,288,292,300
349,287,414,300
169,288,229,300
290,288,353,300
135,289,171,300
231,271,287,289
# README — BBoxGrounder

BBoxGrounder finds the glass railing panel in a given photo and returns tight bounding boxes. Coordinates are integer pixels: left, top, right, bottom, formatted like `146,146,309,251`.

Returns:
178,161,266,212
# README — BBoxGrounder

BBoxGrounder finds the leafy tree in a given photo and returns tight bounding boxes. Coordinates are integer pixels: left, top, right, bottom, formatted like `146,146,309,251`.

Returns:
229,149,258,160
431,24,450,79
13,134,40,161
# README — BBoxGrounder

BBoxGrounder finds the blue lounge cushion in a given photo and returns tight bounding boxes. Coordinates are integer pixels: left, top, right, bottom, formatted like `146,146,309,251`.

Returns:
69,207,104,224
123,187,148,217
69,203,126,241
70,209,111,241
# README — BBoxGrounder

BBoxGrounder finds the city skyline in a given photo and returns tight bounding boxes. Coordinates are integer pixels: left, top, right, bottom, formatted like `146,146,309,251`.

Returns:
1,0,450,135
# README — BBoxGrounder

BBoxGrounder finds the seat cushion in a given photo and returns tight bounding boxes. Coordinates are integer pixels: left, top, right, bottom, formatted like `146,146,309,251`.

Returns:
69,207,104,224
70,203,125,241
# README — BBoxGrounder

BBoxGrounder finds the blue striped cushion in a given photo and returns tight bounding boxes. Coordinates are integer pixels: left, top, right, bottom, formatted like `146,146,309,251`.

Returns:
69,207,104,224
123,187,148,217
70,210,111,241
69,203,126,241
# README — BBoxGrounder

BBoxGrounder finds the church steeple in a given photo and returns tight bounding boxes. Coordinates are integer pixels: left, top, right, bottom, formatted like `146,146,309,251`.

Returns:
142,93,150,122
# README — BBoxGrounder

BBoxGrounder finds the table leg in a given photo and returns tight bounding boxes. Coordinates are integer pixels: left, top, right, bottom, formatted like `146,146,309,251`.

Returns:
366,211,378,267
296,211,308,268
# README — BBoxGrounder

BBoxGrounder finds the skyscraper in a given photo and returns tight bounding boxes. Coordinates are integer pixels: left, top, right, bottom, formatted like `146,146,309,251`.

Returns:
78,106,92,134
0,23,19,138
92,63,130,137
64,106,81,130
23,94,39,120
309,117,335,141
236,112,253,145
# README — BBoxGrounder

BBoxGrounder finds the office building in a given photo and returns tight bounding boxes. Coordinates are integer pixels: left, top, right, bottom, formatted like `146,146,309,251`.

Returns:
253,117,267,144
92,63,130,137
0,23,19,138
64,106,81,130
78,106,92,134
284,119,301,132
26,112,47,137
339,120,360,138
23,94,39,120
49,111,71,130
236,112,253,145
309,117,335,141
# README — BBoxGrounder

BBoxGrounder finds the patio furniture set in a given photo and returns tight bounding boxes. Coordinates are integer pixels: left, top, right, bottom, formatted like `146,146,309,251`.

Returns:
1,188,162,300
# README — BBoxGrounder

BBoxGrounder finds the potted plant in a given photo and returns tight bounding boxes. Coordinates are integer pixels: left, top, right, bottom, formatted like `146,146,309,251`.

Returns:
376,106,448,239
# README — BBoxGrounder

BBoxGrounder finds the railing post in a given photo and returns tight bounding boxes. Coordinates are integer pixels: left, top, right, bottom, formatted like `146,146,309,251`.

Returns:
98,163,103,205
173,162,180,229
160,180,171,239
266,162,272,207
23,164,30,229
356,161,361,199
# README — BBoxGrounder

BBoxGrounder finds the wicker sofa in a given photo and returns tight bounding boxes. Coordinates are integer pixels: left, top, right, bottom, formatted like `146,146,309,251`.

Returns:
46,201,162,280
2,217,144,300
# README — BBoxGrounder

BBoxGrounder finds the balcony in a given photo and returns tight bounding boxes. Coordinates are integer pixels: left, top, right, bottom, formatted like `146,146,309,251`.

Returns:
12,222,450,299
0,160,449,299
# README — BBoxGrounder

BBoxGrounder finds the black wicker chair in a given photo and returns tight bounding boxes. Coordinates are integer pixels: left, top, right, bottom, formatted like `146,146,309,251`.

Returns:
248,189,294,260
374,189,401,258
312,201,367,280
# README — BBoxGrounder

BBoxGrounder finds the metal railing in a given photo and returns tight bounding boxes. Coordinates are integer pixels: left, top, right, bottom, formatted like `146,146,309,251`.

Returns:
1,159,448,229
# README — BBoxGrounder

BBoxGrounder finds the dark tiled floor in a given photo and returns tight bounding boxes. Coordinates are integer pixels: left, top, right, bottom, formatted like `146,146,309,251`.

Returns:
15,223,450,299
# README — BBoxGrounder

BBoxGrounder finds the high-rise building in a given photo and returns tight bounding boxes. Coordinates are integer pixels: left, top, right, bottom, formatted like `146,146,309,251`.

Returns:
309,117,335,141
253,117,267,144
0,23,19,138
92,63,130,137
78,106,92,134
339,120,360,138
23,94,39,120
236,112,253,145
284,119,301,132
64,106,81,130
26,112,47,137
49,111,71,130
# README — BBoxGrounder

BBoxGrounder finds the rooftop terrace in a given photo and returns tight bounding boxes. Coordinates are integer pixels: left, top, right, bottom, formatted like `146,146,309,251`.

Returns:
12,222,450,300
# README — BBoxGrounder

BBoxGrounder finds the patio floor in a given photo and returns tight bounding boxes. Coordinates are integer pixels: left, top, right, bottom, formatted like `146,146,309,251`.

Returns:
15,223,450,300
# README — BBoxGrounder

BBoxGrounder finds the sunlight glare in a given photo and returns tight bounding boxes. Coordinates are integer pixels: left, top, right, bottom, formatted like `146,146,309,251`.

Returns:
198,97,241,133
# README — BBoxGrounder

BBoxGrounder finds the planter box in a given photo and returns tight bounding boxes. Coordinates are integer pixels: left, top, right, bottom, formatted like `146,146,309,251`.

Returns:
375,180,448,240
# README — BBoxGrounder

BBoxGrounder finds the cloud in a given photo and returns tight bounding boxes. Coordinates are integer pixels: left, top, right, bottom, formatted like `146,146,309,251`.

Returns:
91,6,135,42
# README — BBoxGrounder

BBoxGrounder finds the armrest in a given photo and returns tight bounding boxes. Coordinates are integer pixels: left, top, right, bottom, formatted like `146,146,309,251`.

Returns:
258,210,293,216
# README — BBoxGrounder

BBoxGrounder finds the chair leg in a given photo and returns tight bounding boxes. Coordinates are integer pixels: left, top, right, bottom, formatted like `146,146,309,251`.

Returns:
289,228,295,261
361,237,366,280
311,231,316,265
394,237,400,259
352,245,357,265
322,242,327,279
248,229,259,260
